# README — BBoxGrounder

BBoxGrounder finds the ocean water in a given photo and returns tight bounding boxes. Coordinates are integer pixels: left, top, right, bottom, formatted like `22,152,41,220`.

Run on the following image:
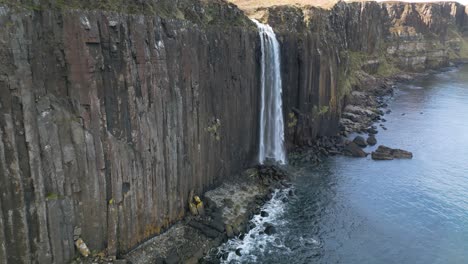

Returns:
218,64,468,263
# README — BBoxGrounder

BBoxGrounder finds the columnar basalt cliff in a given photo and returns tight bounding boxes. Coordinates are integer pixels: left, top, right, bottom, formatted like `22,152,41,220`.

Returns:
0,0,467,263
0,1,261,263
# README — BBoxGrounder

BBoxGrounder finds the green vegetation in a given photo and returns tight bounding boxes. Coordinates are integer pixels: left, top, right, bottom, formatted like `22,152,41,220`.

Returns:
206,119,221,141
311,105,330,121
46,192,61,200
336,50,364,101
287,112,298,128
375,55,399,77
337,46,401,101
318,106,329,115
460,38,468,59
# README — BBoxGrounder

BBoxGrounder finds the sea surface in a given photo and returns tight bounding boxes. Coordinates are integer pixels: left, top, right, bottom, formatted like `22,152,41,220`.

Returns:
218,64,468,263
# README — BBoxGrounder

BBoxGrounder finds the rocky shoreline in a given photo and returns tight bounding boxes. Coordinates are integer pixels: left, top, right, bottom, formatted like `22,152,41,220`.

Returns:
116,165,290,264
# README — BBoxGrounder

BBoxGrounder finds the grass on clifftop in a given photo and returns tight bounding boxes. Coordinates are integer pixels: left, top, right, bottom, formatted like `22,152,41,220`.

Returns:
0,0,252,27
227,0,339,12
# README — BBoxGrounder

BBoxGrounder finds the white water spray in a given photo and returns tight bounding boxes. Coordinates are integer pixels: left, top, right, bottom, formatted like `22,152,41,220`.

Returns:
253,19,287,165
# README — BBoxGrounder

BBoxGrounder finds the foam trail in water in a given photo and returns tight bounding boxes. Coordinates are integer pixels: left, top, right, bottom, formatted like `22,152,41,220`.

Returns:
218,189,291,263
253,19,287,165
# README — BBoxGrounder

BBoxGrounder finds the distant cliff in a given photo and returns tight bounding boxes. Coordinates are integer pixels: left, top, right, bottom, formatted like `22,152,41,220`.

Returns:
0,1,466,263
253,1,468,145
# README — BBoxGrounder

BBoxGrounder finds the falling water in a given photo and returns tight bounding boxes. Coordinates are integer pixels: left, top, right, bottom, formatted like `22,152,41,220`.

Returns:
253,19,287,165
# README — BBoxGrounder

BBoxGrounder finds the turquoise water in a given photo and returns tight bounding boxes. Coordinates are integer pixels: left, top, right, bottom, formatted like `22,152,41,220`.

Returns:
220,65,468,263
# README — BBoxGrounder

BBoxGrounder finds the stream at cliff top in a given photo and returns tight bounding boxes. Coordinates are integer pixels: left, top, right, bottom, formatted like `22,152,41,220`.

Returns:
218,64,468,263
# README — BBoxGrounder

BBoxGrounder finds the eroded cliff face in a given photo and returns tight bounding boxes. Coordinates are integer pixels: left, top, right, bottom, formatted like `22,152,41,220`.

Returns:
0,2,260,263
0,1,467,263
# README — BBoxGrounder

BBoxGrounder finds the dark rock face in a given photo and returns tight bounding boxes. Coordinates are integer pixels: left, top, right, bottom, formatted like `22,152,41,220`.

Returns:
371,145,413,160
0,6,260,263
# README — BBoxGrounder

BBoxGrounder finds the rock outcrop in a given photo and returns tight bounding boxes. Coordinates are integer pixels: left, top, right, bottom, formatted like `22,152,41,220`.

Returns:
343,142,368,158
0,0,466,263
371,145,413,160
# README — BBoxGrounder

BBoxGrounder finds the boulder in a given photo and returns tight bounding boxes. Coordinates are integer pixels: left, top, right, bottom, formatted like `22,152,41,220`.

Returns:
343,142,367,157
264,224,276,235
367,127,378,134
366,135,377,146
371,145,413,160
74,238,90,257
353,136,367,147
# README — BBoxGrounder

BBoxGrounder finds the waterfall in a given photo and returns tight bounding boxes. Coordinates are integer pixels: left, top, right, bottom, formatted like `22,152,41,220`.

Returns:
253,19,287,165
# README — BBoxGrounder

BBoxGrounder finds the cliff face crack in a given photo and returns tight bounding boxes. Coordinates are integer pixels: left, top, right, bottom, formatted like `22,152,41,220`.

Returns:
253,19,287,165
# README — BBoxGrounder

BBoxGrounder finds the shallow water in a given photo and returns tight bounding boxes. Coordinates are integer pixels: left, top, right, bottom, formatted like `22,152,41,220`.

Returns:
219,65,468,263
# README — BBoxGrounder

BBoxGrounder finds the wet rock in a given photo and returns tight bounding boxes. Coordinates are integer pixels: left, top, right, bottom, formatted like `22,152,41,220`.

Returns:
254,207,261,215
260,211,269,217
225,225,234,238
343,142,367,158
235,248,242,256
366,135,377,146
367,127,378,135
288,190,294,196
353,136,367,147
264,224,276,235
257,165,289,183
371,145,413,160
